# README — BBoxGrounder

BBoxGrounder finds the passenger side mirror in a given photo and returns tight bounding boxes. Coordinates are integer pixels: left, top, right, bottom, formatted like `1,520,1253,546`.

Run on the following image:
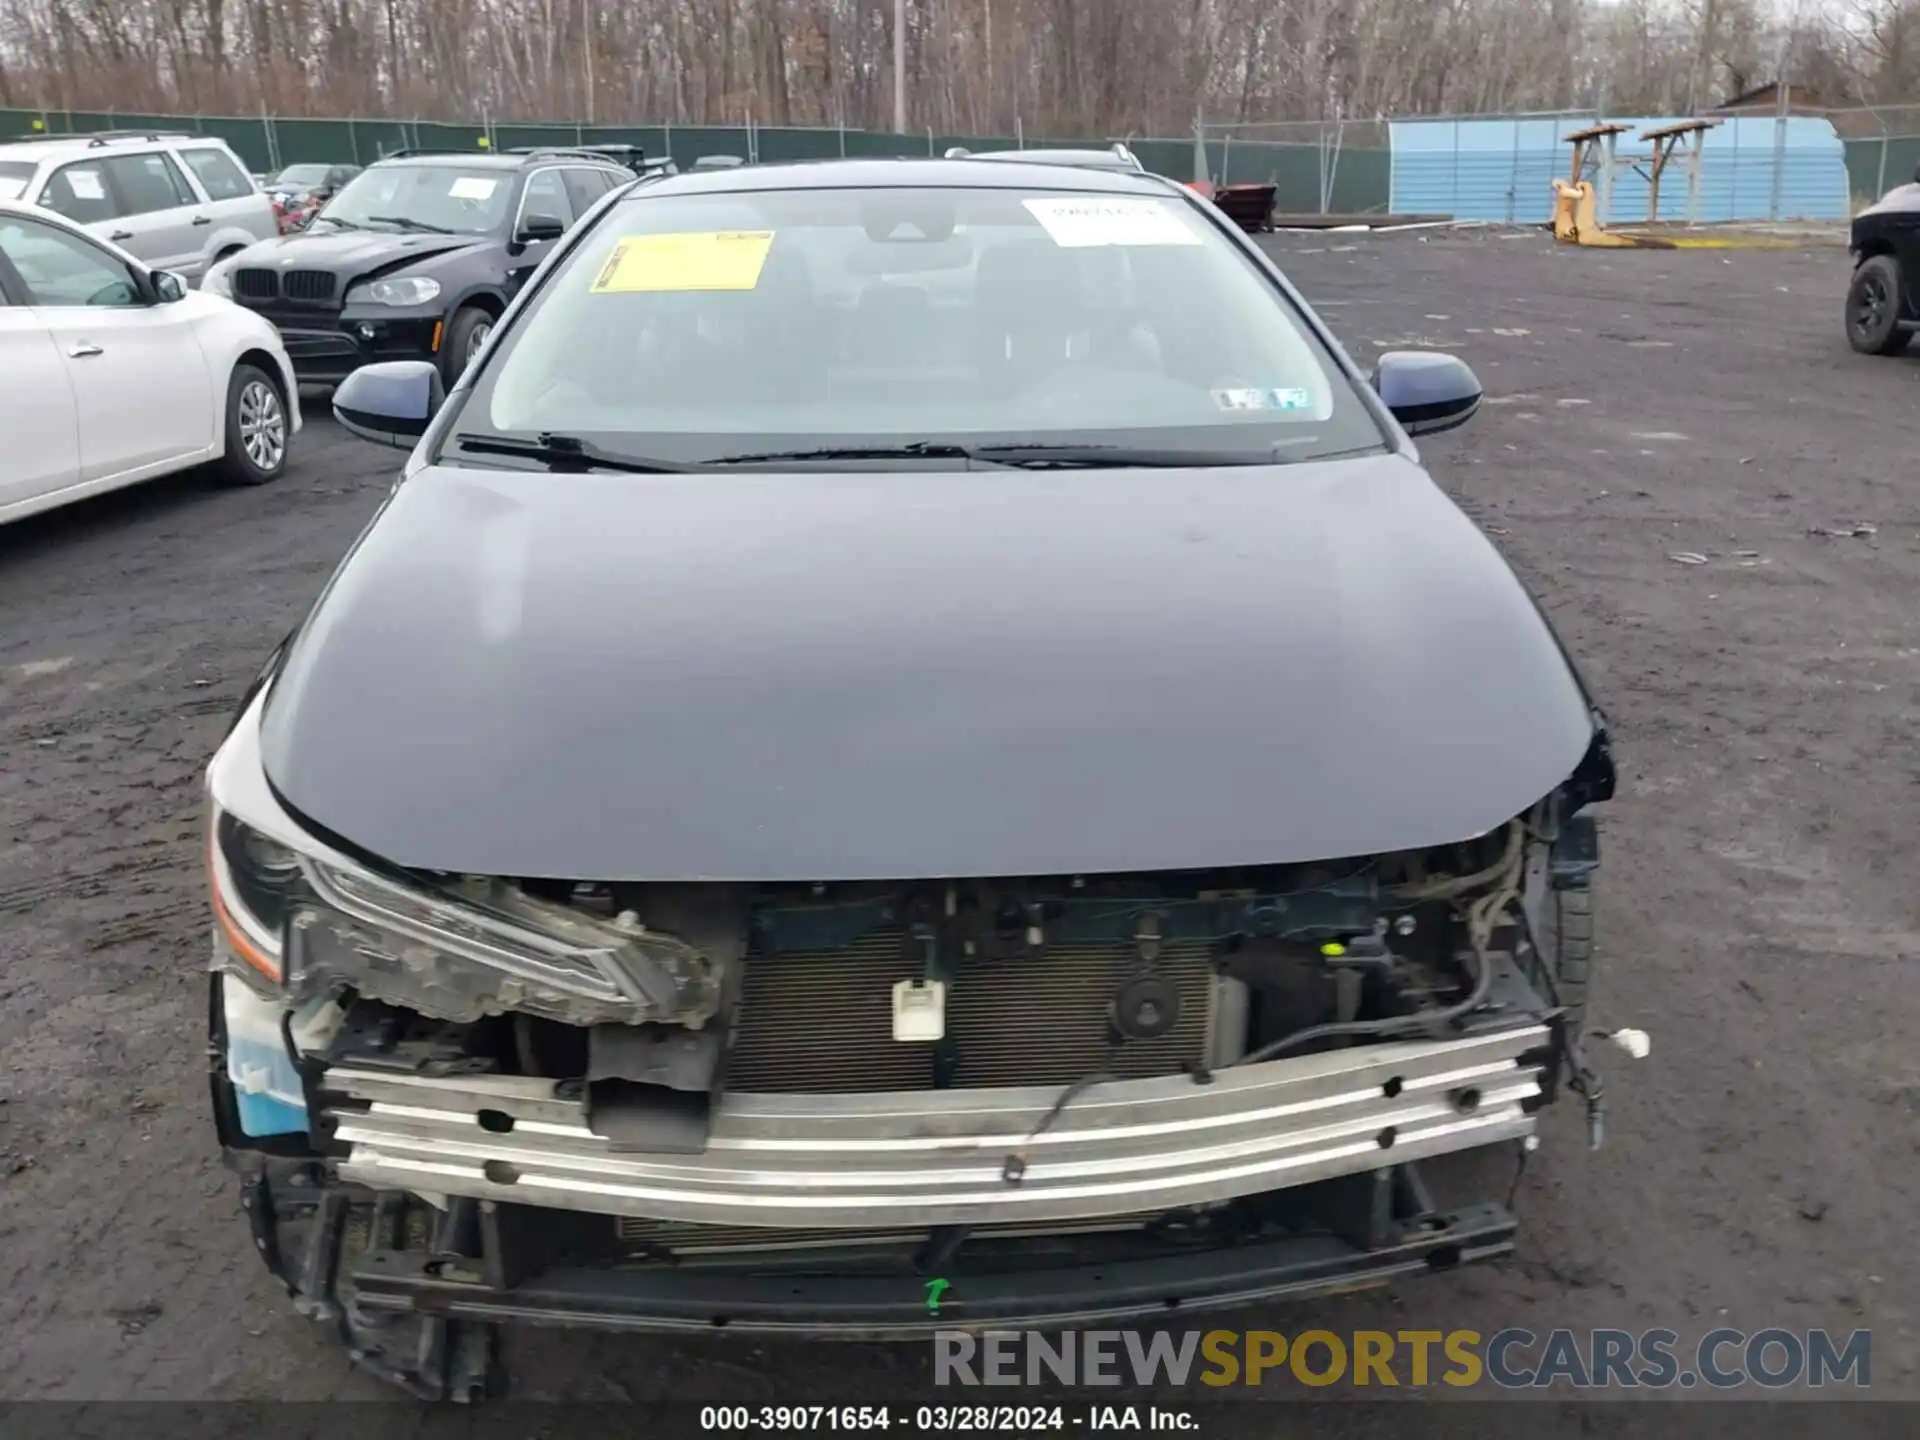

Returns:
152,270,188,304
514,212,566,248
333,361,446,449
1372,350,1482,437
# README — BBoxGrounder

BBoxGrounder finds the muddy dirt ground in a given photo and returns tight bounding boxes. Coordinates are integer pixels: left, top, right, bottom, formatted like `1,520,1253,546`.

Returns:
1,229,1915,1413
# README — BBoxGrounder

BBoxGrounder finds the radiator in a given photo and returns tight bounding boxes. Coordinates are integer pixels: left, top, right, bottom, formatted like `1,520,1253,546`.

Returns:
723,928,1218,1093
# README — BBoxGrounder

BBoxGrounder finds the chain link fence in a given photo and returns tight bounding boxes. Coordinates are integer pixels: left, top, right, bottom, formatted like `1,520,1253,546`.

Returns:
1823,103,1920,207
5,101,1918,216
0,107,1167,184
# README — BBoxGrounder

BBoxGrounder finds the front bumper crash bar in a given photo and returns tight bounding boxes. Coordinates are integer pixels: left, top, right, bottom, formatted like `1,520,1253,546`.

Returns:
325,1024,1549,1229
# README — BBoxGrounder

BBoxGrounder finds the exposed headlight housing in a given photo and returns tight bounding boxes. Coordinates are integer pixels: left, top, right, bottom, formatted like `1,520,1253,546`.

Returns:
207,802,720,1028
209,810,296,988
346,275,442,307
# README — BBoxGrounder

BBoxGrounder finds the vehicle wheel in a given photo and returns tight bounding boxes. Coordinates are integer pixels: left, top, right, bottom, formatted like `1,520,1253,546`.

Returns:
215,364,289,486
1844,255,1910,356
441,306,495,385
1534,883,1595,1039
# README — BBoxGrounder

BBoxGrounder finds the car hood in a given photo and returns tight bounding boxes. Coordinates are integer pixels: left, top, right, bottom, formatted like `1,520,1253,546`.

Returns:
228,227,481,278
259,454,1598,882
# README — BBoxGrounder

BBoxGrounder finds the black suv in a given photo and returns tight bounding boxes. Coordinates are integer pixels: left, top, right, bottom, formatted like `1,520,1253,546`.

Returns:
204,148,634,384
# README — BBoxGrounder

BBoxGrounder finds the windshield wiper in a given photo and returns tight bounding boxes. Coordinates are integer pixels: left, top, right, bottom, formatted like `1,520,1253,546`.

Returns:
452,432,695,474
366,214,453,234
704,442,1283,470
308,214,362,231
968,443,1281,469
706,443,974,466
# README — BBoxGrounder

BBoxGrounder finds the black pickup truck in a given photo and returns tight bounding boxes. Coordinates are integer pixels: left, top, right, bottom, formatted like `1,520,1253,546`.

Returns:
1845,161,1920,356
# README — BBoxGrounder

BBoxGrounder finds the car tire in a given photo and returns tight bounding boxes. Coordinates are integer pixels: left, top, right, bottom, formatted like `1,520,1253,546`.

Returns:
1844,255,1910,356
214,364,290,487
1535,882,1595,1039
440,306,496,386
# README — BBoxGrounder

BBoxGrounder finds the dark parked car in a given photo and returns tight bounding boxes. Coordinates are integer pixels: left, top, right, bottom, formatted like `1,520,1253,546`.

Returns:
1845,161,1920,355
202,148,631,383
265,162,361,232
206,158,1618,1399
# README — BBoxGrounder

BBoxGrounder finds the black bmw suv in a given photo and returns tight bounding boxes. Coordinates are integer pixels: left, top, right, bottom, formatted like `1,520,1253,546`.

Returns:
204,148,634,384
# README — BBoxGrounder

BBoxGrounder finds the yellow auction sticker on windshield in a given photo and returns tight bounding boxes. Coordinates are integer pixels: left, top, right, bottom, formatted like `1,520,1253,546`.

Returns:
589,231,776,293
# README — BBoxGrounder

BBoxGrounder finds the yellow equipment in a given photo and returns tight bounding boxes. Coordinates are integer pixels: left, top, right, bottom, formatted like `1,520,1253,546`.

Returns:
1553,120,1720,247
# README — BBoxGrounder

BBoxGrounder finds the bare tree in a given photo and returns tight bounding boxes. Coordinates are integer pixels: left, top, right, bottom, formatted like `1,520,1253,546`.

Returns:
3,0,1918,130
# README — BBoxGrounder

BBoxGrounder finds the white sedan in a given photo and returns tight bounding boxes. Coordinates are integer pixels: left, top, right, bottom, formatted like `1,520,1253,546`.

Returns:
0,199,300,525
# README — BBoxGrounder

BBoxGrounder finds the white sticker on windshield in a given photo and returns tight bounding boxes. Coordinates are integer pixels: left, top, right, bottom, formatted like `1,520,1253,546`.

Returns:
0,178,25,200
1023,197,1201,248
1212,387,1317,412
449,177,498,200
66,169,105,200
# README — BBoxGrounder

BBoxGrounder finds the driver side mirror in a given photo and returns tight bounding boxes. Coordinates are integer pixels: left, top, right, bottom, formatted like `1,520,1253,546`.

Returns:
152,270,188,303
513,212,566,249
333,360,445,450
1372,350,1482,436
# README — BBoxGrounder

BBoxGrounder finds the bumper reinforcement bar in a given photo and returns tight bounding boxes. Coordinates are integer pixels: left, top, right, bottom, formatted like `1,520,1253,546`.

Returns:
326,1024,1549,1229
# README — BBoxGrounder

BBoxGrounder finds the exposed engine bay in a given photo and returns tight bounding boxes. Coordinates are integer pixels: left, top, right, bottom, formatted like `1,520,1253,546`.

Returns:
208,695,1618,1398
229,807,1594,1160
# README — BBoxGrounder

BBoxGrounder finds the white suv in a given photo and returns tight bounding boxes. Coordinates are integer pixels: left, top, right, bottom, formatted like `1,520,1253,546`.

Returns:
0,131,277,284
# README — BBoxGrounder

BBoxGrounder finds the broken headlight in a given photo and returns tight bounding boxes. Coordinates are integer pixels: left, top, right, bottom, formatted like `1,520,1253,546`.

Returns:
210,810,299,989
207,805,720,1028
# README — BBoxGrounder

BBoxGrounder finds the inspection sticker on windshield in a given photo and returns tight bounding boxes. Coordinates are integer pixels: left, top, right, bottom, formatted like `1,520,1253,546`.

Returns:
1023,197,1200,248
590,231,777,293
448,177,499,200
1213,386,1315,412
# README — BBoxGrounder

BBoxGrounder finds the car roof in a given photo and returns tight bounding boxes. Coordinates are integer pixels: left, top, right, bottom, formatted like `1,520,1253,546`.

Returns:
625,156,1176,200
0,196,145,260
968,148,1142,169
0,133,229,164
0,195,81,225
371,152,532,171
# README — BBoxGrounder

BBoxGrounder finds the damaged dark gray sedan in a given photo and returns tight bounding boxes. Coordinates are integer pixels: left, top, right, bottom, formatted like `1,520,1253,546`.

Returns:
205,158,1618,1398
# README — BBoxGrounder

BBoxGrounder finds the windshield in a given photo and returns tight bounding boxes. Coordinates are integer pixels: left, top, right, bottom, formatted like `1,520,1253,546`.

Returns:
0,161,33,201
315,164,510,235
456,184,1385,467
270,164,331,188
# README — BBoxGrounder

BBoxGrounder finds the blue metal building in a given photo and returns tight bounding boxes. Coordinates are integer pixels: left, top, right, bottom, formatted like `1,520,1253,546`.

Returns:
1388,114,1850,223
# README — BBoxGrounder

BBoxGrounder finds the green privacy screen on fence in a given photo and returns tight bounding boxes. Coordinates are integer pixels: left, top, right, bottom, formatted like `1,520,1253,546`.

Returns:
0,105,1390,214
3,105,1908,215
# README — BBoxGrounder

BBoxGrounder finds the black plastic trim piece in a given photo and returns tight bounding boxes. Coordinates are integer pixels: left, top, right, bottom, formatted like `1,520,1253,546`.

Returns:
347,1204,1517,1338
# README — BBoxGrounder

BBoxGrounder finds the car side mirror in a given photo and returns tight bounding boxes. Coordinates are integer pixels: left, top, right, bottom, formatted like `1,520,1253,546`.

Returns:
333,361,446,449
1372,350,1482,436
153,270,188,303
514,212,566,248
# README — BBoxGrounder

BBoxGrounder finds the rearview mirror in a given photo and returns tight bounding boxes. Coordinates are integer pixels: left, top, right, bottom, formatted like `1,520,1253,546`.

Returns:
153,271,188,303
514,212,566,247
333,361,445,449
1372,350,1482,436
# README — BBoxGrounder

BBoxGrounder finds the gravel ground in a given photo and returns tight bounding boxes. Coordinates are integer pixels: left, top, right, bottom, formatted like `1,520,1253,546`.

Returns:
0,228,1915,1411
